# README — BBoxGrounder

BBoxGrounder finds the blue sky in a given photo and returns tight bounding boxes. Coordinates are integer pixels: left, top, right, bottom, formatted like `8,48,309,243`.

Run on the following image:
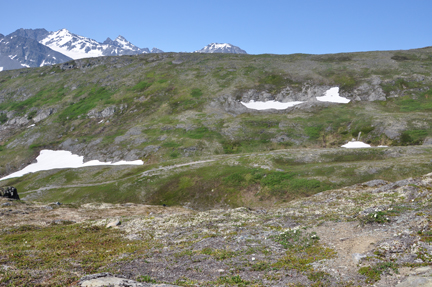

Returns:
2,0,431,55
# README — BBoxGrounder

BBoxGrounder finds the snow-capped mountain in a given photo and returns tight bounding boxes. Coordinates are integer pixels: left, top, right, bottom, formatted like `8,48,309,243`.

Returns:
0,28,251,73
0,28,165,71
103,36,150,54
151,47,164,53
194,43,247,54
40,29,123,60
39,29,162,60
0,33,72,70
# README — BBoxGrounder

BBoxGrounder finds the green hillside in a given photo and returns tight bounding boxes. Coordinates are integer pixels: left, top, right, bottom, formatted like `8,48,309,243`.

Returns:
1,49,432,208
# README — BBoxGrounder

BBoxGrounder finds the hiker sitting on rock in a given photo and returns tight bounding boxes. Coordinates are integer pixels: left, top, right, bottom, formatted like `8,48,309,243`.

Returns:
0,186,20,200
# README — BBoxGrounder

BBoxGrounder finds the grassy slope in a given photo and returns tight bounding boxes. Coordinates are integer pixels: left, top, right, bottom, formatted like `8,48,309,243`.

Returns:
3,146,431,210
0,49,432,208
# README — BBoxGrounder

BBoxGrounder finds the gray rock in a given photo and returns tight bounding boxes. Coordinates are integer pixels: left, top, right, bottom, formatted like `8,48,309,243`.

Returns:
423,138,432,145
362,179,388,187
352,82,386,101
87,106,116,118
7,116,30,126
143,145,160,155
372,178,419,193
79,272,179,287
396,276,432,287
33,108,55,123
352,253,367,263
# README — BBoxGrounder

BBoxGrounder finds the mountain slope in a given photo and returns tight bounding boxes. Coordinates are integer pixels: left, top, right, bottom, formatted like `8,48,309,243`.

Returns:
0,48,432,208
194,43,247,54
103,35,151,53
0,34,72,69
8,28,50,41
39,29,161,60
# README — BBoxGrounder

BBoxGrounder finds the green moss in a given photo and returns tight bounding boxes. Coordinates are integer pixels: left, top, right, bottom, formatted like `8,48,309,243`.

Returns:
272,229,336,273
0,223,150,285
396,129,429,146
358,262,398,284
305,126,323,140
131,81,152,92
58,87,115,121
190,88,203,98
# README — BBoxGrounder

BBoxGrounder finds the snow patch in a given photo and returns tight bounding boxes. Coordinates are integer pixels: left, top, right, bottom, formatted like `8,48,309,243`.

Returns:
316,87,350,103
341,141,371,148
0,150,143,181
40,29,105,60
240,100,303,110
0,67,3,72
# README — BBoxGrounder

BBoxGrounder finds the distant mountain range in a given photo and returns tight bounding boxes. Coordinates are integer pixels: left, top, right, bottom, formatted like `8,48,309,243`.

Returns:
0,28,248,71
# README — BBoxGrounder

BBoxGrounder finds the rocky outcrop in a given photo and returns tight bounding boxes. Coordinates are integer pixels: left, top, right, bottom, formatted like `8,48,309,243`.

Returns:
78,273,178,287
33,108,55,123
213,81,387,114
423,137,432,145
87,105,127,118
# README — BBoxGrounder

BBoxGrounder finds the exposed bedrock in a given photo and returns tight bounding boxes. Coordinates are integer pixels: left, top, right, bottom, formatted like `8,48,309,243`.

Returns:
211,81,386,115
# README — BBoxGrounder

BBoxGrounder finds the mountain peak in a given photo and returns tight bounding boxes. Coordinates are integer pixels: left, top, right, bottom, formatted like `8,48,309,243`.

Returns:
151,47,164,53
194,43,247,54
103,37,115,45
58,28,70,34
115,35,127,41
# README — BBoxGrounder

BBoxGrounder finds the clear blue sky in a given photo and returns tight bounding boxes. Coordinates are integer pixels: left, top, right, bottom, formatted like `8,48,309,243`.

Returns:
1,0,431,55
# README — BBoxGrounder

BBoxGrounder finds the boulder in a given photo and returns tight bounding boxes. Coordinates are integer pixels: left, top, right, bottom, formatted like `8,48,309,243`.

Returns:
0,186,19,200
78,272,179,287
423,137,432,145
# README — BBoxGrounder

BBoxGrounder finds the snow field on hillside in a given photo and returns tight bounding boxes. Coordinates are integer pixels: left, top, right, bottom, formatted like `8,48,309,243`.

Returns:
240,100,303,110
0,150,143,181
316,87,350,103
241,87,350,110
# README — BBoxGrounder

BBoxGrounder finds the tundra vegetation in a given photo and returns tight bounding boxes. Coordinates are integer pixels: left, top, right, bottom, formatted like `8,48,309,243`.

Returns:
0,48,432,285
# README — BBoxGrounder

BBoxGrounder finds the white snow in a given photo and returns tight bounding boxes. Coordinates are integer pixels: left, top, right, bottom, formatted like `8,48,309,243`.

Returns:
209,43,231,49
0,149,144,181
341,141,371,148
240,100,303,110
27,124,35,128
194,43,237,53
40,29,105,60
377,145,388,147
0,67,3,72
316,87,350,103
114,36,134,50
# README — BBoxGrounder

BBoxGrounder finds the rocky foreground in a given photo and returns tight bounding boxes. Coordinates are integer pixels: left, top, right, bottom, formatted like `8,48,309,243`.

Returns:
1,173,432,286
